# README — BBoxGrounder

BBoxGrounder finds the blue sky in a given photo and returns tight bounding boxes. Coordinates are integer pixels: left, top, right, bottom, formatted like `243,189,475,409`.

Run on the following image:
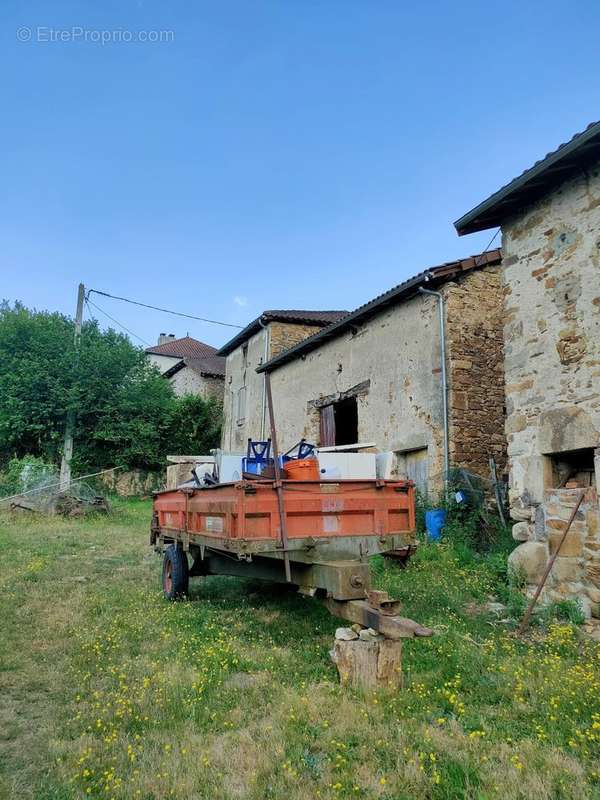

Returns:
2,1,599,349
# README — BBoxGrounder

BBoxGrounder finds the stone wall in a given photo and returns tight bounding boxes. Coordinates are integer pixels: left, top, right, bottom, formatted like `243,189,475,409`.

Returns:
509,486,600,617
98,469,163,497
146,353,224,400
502,159,600,614
445,264,507,479
222,327,268,452
170,367,224,400
268,294,446,493
269,322,325,358
221,322,329,452
262,267,505,495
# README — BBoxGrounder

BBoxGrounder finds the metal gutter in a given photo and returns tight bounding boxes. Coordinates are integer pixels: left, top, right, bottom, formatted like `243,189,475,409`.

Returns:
418,286,449,485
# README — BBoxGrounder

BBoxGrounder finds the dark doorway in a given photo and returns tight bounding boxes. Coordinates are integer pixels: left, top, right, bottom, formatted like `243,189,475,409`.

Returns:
319,397,358,447
334,398,358,445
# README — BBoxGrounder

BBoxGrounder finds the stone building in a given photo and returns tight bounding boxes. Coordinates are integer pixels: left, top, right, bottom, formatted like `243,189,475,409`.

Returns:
218,310,348,452
256,250,506,495
145,334,225,399
456,121,600,615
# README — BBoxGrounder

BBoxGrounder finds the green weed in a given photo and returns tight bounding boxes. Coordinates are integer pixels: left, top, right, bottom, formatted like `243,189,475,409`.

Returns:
0,500,598,800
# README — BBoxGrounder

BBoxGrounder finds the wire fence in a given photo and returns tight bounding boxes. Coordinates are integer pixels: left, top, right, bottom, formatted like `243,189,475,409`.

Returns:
0,465,124,508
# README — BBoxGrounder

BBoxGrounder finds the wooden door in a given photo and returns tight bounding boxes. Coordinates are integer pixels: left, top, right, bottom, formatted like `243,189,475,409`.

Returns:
320,404,335,447
404,449,429,495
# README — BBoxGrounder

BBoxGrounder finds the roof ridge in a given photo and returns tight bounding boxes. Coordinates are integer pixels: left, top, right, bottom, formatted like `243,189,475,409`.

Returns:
256,247,502,373
217,309,349,356
145,335,218,358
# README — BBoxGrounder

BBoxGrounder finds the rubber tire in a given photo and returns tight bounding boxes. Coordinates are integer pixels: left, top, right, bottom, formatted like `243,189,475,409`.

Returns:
162,544,189,600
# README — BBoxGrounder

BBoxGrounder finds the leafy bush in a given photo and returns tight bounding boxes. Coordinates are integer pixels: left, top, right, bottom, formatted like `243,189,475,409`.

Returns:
484,550,510,583
505,589,527,620
0,455,56,497
543,598,586,626
165,394,222,458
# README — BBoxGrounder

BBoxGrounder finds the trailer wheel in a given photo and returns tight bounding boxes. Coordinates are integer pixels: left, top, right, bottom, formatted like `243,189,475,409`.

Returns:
162,544,189,600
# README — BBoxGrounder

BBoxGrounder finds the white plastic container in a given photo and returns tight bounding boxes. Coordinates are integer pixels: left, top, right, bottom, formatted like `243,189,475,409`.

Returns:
317,452,376,480
214,451,245,483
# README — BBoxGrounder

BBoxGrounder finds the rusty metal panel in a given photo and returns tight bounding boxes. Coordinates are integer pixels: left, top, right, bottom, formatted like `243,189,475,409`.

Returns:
154,479,415,549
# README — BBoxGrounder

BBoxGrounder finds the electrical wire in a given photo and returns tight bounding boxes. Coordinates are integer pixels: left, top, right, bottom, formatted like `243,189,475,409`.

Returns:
474,228,501,266
87,289,244,330
85,297,152,346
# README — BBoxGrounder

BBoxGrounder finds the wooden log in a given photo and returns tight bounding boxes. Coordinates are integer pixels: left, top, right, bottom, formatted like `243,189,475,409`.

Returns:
331,638,403,691
324,597,433,639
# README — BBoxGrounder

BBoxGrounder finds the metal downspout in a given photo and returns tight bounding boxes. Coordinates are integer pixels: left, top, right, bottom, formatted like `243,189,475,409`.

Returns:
418,286,449,486
259,317,270,439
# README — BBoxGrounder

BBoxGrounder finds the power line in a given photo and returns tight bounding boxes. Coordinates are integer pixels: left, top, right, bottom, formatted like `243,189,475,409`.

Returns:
87,288,244,330
85,297,152,346
474,228,501,266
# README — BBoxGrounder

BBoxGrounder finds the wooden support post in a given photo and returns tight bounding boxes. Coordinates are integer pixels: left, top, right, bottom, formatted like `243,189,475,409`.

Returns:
60,283,85,492
331,638,403,691
263,371,292,583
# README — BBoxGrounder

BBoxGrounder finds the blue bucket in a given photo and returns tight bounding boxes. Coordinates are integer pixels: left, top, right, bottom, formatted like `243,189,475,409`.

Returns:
425,509,447,542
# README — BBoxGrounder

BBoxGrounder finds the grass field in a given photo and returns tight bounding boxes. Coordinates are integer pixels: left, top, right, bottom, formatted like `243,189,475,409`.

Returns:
1,499,599,800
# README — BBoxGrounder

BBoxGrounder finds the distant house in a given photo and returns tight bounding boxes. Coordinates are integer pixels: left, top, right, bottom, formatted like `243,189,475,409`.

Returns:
217,310,348,451
456,121,600,614
145,334,225,399
256,251,505,494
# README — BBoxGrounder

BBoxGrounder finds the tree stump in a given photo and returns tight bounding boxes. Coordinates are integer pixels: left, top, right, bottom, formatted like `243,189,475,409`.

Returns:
331,637,403,691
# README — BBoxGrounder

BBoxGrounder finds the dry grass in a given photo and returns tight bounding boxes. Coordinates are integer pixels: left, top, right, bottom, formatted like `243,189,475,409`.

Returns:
0,499,599,800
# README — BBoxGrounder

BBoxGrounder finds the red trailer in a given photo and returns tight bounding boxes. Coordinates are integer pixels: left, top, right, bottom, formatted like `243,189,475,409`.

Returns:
152,478,429,639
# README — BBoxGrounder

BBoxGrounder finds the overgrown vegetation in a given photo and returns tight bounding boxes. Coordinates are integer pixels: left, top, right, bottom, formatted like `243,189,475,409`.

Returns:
1,502,598,800
0,303,222,474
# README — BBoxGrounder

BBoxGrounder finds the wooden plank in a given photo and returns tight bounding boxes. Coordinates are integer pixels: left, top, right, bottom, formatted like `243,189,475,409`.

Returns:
320,404,336,447
324,598,433,639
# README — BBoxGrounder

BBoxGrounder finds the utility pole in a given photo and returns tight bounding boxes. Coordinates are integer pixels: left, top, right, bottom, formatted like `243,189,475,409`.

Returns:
59,283,85,492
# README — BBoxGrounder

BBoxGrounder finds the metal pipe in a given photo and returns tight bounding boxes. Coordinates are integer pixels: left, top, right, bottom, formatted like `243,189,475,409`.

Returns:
258,316,270,439
264,371,292,583
418,286,449,485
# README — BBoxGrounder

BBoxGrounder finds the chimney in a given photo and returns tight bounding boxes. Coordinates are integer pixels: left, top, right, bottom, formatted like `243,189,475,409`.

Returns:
158,333,176,345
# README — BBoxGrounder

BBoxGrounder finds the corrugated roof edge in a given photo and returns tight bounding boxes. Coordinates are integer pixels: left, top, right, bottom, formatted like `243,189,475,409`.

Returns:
256,248,502,374
162,356,226,380
185,355,226,378
216,309,348,356
455,121,600,235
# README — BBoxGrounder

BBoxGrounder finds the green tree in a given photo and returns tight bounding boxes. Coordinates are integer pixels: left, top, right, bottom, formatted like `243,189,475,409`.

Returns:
0,302,74,461
0,302,222,472
166,393,223,458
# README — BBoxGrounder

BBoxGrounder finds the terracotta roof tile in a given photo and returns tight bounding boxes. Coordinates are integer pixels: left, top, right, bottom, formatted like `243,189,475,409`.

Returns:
145,336,218,359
